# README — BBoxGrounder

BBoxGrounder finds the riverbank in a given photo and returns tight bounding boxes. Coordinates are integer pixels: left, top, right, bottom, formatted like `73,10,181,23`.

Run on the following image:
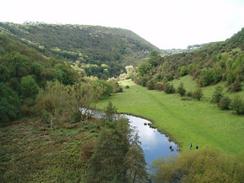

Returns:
96,79,244,155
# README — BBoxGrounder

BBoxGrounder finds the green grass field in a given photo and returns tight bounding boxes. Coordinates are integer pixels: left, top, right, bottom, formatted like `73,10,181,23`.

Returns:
171,75,244,100
97,79,244,155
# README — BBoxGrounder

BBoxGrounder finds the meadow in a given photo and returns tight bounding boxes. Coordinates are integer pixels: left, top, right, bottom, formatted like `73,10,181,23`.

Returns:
171,75,244,100
97,79,244,155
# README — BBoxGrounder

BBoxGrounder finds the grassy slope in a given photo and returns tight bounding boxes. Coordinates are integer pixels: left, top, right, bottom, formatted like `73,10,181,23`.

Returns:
171,75,244,100
97,80,244,155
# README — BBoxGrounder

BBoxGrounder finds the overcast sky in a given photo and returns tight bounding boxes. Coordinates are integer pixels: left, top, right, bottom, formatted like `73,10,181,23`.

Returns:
0,0,243,49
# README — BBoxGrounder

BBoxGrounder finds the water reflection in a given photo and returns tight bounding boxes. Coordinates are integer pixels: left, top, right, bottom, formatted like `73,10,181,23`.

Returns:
126,115,179,170
80,108,179,170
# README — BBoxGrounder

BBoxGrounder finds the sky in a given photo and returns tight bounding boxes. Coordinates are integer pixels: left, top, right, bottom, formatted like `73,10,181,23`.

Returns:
0,0,243,49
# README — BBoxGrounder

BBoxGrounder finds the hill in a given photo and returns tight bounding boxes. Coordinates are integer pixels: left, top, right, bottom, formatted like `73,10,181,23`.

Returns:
0,31,82,121
0,22,159,78
135,28,244,91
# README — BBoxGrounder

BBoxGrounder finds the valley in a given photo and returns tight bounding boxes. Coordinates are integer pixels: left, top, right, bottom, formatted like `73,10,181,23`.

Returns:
0,20,243,183
97,79,244,155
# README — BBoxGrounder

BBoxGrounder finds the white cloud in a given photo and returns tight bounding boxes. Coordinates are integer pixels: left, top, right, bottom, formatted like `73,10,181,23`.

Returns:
0,0,243,48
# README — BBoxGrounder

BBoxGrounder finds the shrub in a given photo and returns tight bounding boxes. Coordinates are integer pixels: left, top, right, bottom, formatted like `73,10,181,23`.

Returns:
192,88,203,100
153,149,244,183
164,82,175,94
40,110,52,124
211,86,224,103
108,80,123,93
179,66,188,76
228,79,242,92
36,81,95,127
218,96,231,110
177,82,186,96
92,80,113,99
186,91,193,97
198,68,222,86
71,111,82,123
125,85,130,89
231,96,244,115
154,82,164,91
146,79,155,90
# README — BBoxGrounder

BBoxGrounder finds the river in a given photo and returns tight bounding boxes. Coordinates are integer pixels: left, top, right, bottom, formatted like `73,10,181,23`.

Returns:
125,114,179,171
80,108,179,171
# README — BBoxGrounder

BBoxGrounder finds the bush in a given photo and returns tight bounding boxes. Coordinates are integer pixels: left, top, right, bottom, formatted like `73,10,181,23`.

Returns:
36,81,96,127
40,110,52,124
108,80,123,93
228,79,242,92
153,149,244,183
179,66,188,76
164,82,175,94
92,80,113,99
154,82,164,91
186,91,193,97
211,86,223,103
177,82,186,96
146,79,155,90
125,85,130,89
231,96,244,115
71,111,82,123
198,68,222,86
192,88,203,100
218,96,231,110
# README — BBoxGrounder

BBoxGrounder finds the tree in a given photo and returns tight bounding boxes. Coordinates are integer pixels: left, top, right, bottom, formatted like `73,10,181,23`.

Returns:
87,121,130,183
31,63,43,81
20,75,39,98
0,83,20,122
192,88,203,101
54,64,77,85
6,52,30,78
0,65,10,82
148,51,161,66
125,134,148,183
137,62,152,77
92,80,113,99
104,101,117,121
177,82,186,96
211,86,223,103
71,82,96,121
36,81,73,127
